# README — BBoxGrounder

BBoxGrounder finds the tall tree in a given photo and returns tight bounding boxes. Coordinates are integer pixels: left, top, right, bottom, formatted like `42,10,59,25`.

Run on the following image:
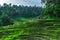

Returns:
41,0,60,18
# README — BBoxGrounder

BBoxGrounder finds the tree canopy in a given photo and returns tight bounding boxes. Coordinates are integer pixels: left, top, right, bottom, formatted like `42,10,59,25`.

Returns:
41,0,60,18
0,3,43,26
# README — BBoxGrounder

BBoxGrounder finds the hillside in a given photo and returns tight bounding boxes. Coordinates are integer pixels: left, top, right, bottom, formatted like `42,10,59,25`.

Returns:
0,19,60,40
0,0,60,40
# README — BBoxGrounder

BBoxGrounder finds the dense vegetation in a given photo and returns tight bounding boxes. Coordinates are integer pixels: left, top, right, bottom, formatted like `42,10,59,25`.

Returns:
0,3,42,18
42,0,60,18
0,0,60,40
0,3,42,26
0,19,60,40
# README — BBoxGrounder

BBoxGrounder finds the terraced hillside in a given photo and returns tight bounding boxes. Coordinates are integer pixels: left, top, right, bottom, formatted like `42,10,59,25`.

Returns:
0,19,60,40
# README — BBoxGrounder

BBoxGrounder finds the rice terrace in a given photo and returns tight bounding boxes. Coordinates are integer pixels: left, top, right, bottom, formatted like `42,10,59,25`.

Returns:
0,0,60,40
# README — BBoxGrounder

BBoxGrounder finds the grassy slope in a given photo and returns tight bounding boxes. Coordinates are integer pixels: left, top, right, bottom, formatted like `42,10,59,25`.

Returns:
0,18,60,40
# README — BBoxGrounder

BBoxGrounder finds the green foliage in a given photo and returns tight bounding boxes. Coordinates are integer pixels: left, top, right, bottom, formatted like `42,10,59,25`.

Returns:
0,19,60,40
0,1,60,40
0,3,43,26
41,0,60,18
0,15,13,26
0,3,42,18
